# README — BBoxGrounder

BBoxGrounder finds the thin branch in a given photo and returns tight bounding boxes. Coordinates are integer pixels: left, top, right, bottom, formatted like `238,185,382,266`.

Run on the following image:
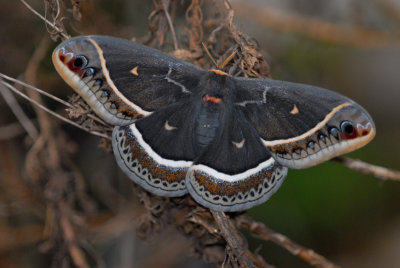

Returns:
1,72,109,127
161,0,179,50
60,206,89,268
0,73,73,108
201,42,218,67
0,80,39,140
333,156,400,181
236,216,340,268
218,48,237,70
19,0,70,40
0,80,110,140
211,211,254,268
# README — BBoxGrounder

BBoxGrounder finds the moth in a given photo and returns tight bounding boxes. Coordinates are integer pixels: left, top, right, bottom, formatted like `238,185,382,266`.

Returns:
53,36,375,212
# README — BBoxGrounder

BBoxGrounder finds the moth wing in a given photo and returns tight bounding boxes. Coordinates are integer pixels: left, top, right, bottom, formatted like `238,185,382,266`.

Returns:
186,108,287,212
53,35,206,125
112,102,198,196
233,78,375,169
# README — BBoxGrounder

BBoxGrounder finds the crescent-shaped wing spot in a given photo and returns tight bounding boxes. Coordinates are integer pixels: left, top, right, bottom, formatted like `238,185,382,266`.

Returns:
290,104,299,115
164,120,178,131
130,66,139,76
232,139,245,149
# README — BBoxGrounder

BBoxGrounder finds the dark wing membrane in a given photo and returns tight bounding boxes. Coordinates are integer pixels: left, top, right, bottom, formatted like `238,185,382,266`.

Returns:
112,102,199,197
233,78,351,141
53,35,206,125
193,109,270,175
232,77,375,170
134,101,199,161
186,109,287,212
90,35,205,111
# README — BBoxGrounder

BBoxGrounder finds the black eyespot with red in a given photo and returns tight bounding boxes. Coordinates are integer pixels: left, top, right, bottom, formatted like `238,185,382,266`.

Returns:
340,120,358,139
73,55,88,68
67,55,88,76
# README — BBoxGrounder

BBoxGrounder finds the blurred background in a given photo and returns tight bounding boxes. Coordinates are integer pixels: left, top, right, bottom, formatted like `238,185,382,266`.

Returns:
0,0,399,267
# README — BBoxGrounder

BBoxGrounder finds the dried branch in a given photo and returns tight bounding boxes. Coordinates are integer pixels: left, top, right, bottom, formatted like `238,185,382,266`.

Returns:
0,73,73,108
186,0,204,54
19,0,70,40
144,0,178,49
211,211,254,267
236,216,340,268
0,80,39,140
161,0,179,50
60,207,89,268
223,0,270,77
0,78,110,140
333,156,400,181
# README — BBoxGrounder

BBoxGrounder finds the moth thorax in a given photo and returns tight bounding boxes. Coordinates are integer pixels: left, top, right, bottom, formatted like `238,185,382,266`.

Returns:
195,104,222,151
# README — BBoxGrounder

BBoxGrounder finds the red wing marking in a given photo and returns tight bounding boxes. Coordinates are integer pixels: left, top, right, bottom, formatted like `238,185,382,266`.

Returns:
210,69,231,76
203,94,222,104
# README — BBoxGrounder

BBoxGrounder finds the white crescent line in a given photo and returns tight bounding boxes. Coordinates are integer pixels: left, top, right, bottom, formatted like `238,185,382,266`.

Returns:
88,38,152,116
262,102,352,147
192,157,276,182
129,124,192,168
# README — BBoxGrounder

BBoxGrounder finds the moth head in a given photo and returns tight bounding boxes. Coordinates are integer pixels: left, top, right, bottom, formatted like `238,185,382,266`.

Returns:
198,70,235,100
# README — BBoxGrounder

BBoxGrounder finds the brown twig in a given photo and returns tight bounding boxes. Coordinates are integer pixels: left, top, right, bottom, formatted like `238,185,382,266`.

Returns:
0,79,110,140
0,80,39,140
161,0,179,50
186,0,204,54
0,73,73,108
212,211,254,267
19,0,70,40
223,0,270,77
236,216,340,268
201,41,218,67
333,156,400,181
60,209,89,268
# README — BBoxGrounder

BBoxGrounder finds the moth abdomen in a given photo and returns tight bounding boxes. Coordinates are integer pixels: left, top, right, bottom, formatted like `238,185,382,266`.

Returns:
194,102,223,151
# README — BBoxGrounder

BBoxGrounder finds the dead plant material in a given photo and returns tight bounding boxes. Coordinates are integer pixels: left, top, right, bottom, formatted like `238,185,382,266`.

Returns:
333,156,400,181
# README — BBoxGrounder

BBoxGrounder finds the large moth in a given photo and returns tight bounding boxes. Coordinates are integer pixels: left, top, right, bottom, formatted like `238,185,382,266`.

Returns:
53,36,375,212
